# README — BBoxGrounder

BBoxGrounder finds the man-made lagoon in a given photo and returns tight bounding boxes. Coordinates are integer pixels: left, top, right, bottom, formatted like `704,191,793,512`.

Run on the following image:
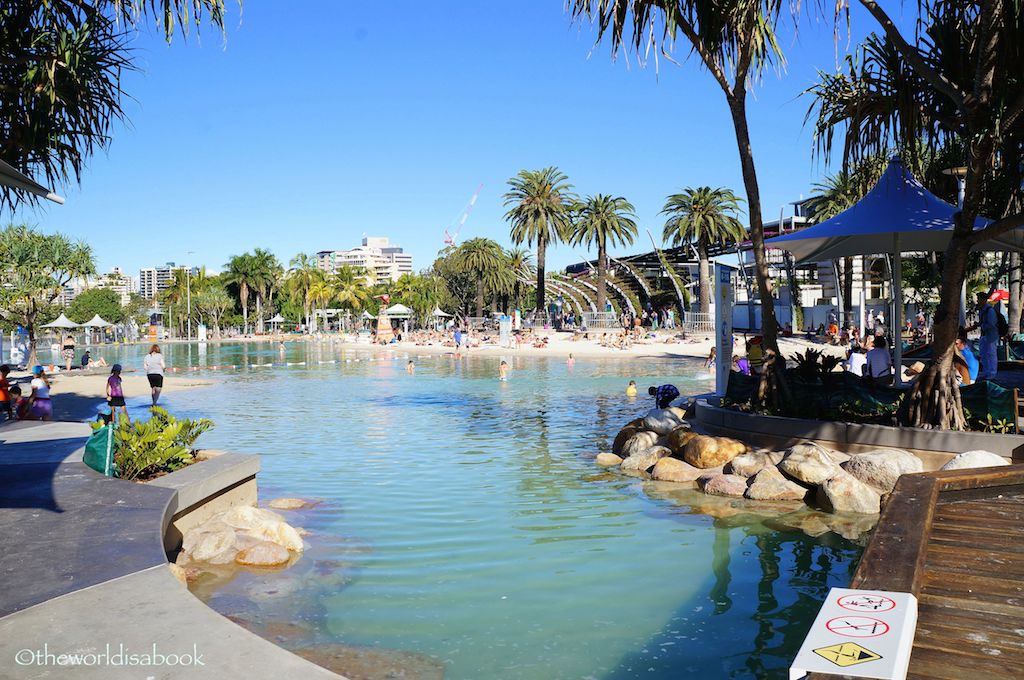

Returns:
91,342,863,679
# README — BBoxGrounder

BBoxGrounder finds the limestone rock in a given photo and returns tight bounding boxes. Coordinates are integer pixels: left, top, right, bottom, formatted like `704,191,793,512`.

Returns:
668,406,688,421
651,457,704,483
778,442,840,485
698,473,749,497
727,451,773,478
620,445,670,473
841,449,923,494
642,408,686,435
666,427,699,456
745,466,809,501
220,505,287,529
940,450,1010,471
622,430,659,458
595,452,624,467
235,541,291,567
267,497,311,510
612,421,644,456
182,527,237,564
821,470,881,514
683,435,747,469
168,563,188,586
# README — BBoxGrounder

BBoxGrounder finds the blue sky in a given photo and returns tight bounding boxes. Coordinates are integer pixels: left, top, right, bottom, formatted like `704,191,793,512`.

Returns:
11,1,907,277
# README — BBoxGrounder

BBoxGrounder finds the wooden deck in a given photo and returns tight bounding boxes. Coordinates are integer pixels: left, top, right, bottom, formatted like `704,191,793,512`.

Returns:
809,465,1024,679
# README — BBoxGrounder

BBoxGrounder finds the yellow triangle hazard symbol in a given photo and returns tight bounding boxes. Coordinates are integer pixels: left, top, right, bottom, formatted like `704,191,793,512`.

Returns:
813,642,883,667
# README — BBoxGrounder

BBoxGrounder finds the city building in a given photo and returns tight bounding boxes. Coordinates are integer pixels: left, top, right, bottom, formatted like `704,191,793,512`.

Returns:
139,262,194,301
316,237,413,285
94,267,137,306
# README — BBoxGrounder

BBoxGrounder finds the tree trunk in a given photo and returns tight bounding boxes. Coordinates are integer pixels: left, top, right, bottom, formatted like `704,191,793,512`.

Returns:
697,238,711,315
728,95,778,352
25,320,37,368
240,284,249,335
256,295,263,334
842,256,854,320
596,242,608,315
476,279,484,318
1010,252,1022,334
536,238,547,315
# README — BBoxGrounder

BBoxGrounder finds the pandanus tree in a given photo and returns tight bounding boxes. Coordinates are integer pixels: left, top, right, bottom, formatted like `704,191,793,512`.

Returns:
569,194,639,315
568,0,786,352
806,0,1024,428
504,167,575,314
661,187,746,315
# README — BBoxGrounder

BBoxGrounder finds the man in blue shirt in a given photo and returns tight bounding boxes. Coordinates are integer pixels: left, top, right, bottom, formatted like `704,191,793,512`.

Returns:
956,335,980,384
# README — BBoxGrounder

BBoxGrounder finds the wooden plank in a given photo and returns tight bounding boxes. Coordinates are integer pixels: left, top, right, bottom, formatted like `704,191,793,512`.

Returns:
925,544,1024,579
905,644,1020,680
920,571,1024,609
934,465,1024,492
919,591,1024,622
930,524,1024,553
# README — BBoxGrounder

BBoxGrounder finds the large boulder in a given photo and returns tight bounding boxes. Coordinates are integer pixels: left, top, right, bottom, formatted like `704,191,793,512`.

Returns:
683,435,748,469
745,466,809,501
778,442,840,485
235,541,291,567
642,408,687,435
651,457,704,483
611,418,645,456
621,446,671,473
698,473,749,497
841,449,923,494
218,505,305,552
666,427,699,457
727,450,773,478
595,452,624,467
821,470,881,514
622,431,659,458
940,450,1010,471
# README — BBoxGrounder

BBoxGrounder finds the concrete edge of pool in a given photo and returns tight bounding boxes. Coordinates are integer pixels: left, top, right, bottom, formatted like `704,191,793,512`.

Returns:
0,420,347,680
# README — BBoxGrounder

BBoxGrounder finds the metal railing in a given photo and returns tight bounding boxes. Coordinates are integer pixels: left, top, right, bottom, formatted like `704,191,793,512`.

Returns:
582,312,620,329
682,311,714,333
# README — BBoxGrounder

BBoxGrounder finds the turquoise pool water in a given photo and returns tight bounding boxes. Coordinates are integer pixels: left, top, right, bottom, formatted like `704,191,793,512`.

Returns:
88,341,862,679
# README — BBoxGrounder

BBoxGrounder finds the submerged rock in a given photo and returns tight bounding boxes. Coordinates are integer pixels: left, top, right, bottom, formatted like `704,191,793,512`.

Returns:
684,435,747,469
621,445,671,473
292,644,445,680
778,442,840,485
267,497,312,510
745,466,809,501
595,452,624,467
698,473,749,497
821,470,881,515
940,450,1010,471
651,457,704,484
235,541,291,567
643,408,687,435
182,527,238,564
842,449,923,494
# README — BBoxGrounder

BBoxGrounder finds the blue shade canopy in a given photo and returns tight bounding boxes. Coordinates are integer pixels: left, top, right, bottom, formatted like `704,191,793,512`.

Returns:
766,158,1019,262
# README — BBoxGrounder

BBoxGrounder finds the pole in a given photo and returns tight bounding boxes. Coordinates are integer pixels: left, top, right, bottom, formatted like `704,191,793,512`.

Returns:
893,235,904,386
186,267,192,343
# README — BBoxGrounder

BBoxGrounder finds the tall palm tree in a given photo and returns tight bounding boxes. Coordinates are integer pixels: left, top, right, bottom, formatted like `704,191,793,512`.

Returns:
503,167,575,314
307,278,335,333
661,187,747,315
453,238,513,317
249,248,282,333
506,248,536,312
286,253,321,333
569,194,638,315
332,265,372,328
223,253,258,335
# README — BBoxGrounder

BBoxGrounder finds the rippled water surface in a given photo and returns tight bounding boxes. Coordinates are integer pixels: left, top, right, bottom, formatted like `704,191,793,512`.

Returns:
93,341,863,679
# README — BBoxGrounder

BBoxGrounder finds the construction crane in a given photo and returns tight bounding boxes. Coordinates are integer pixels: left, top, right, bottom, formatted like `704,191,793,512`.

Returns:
443,183,483,247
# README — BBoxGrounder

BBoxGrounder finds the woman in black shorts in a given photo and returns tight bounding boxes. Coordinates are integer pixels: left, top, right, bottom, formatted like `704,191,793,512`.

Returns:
143,344,165,406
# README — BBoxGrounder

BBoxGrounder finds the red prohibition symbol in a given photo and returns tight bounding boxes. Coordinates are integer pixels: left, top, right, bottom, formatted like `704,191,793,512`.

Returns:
836,594,897,613
825,616,890,638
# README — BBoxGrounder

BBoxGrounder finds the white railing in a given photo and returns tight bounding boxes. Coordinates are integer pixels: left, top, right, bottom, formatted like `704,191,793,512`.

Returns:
582,312,620,329
682,311,714,333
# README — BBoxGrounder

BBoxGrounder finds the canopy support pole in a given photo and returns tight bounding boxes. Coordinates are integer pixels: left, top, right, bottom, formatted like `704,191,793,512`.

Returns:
893,235,904,386
832,260,845,327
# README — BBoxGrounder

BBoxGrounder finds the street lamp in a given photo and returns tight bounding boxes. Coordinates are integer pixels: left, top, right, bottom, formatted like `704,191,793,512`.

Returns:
186,251,195,342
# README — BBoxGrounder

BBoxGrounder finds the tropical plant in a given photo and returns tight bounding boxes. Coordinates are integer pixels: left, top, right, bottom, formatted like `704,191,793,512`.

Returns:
0,2,232,209
661,187,747,314
805,0,1024,429
67,288,123,325
569,0,786,351
223,253,258,335
194,283,233,338
505,248,536,311
0,225,95,365
504,167,576,313
249,248,282,333
331,265,372,321
285,252,323,333
112,407,214,481
452,238,513,317
569,194,639,314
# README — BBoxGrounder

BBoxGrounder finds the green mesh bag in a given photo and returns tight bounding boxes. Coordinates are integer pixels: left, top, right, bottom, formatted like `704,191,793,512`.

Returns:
82,424,116,477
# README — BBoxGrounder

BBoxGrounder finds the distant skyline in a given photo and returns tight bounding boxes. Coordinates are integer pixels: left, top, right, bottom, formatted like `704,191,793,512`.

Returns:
8,1,899,277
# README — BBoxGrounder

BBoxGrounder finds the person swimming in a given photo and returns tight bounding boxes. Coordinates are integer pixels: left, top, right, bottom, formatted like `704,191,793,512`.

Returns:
499,360,509,381
406,360,415,374
626,380,638,397
647,384,680,409
567,353,575,369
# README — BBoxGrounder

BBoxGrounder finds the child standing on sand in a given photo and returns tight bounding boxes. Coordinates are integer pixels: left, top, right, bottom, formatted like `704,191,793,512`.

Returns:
106,364,130,423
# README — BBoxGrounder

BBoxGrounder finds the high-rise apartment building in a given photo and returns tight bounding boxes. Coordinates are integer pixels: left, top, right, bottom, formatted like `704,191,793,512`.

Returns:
139,262,193,301
317,237,413,285
94,267,137,305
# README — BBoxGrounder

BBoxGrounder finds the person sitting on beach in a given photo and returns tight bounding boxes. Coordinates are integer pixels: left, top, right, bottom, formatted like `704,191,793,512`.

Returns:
0,364,12,420
9,385,29,420
648,384,680,409
81,350,108,369
626,380,638,397
28,366,52,421
106,364,130,423
955,333,979,385
846,346,868,377
864,336,893,385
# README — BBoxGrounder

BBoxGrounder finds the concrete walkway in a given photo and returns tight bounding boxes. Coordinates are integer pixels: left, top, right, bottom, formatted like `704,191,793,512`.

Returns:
0,421,345,679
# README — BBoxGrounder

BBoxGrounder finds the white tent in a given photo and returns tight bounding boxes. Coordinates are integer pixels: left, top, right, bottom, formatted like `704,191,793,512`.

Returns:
0,158,64,204
384,304,412,317
361,311,377,320
41,314,79,328
82,314,112,328
432,308,453,317
268,313,286,323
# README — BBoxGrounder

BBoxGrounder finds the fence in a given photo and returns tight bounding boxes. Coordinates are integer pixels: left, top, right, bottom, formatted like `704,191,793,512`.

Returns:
682,311,714,333
581,312,620,329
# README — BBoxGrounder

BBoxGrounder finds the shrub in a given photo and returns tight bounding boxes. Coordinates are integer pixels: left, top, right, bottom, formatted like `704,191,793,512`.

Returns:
112,407,214,481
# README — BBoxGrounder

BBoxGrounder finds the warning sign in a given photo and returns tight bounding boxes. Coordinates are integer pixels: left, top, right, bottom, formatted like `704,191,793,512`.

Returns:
825,616,890,638
814,642,883,668
838,594,897,612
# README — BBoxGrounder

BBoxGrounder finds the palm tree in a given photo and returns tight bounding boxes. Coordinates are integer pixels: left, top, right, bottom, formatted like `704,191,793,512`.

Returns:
331,266,372,328
569,194,638,315
286,253,321,333
452,238,513,317
506,248,536,312
307,278,335,333
568,1,786,352
661,187,747,315
249,248,282,333
504,167,575,314
223,253,258,335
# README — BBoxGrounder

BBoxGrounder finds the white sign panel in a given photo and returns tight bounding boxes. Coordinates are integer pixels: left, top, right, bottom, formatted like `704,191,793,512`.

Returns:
790,587,917,680
714,263,736,397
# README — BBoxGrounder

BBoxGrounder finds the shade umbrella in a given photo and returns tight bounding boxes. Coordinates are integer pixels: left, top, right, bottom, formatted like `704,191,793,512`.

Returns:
432,308,453,317
82,314,112,328
384,303,413,317
41,314,79,328
766,157,1024,383
269,313,285,323
0,158,64,204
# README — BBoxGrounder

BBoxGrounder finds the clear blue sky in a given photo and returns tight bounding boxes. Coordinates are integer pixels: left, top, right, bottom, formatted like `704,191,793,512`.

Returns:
11,1,909,277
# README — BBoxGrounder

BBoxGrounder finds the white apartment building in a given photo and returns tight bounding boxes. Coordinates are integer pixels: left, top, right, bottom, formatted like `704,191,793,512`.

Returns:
317,237,413,285
139,262,192,301
94,267,137,306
